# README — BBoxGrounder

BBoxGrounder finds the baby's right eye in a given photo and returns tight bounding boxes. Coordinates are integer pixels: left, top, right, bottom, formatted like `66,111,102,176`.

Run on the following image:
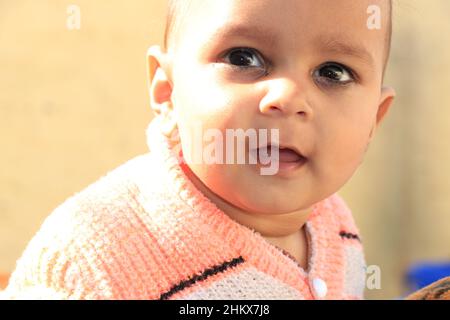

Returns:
222,47,266,71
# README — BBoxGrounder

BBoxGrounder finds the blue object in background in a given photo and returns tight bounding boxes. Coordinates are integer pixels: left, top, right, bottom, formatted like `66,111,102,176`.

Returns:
406,261,450,294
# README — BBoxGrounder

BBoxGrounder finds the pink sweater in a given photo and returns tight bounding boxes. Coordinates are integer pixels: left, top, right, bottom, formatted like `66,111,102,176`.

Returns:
1,117,366,300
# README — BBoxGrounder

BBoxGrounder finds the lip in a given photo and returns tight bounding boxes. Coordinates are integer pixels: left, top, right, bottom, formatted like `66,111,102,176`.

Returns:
252,153,307,177
250,144,308,176
272,144,306,160
277,155,307,171
252,143,307,160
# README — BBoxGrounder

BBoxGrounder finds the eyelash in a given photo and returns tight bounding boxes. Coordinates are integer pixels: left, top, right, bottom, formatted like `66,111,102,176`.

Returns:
220,47,357,87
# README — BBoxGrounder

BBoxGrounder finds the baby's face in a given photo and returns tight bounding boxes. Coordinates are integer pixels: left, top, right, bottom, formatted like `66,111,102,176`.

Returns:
155,0,394,215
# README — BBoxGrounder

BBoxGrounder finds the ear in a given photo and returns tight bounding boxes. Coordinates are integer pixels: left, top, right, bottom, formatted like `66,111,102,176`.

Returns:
146,45,177,136
368,86,396,143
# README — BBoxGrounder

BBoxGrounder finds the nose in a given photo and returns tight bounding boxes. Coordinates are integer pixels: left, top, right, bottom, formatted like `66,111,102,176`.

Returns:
259,77,313,119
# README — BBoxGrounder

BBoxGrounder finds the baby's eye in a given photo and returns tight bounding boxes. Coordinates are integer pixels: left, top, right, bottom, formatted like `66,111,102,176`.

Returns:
222,47,266,70
313,62,355,86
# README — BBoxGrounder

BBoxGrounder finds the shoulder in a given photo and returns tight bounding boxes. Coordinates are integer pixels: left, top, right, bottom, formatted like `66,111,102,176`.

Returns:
326,193,362,243
325,193,366,299
5,153,158,299
33,153,153,247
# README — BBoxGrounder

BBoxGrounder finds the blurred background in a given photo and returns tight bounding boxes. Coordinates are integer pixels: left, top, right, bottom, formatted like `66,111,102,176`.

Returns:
0,0,449,299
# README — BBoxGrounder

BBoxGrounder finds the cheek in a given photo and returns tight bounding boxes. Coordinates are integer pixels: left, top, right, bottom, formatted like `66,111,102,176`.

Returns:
173,70,260,139
172,79,252,184
173,69,231,125
316,109,374,182
174,61,261,117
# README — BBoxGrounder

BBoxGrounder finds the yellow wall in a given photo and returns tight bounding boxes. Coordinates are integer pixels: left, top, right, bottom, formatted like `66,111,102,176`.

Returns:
340,0,450,298
1,0,449,299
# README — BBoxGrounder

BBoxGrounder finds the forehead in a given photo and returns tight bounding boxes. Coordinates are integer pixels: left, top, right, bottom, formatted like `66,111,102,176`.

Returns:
173,0,389,71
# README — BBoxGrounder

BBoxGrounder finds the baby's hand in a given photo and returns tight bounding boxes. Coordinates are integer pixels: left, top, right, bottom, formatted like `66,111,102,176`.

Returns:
405,276,450,300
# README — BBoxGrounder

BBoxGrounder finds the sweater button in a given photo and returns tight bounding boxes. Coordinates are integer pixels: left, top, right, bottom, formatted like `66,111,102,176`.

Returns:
311,278,328,299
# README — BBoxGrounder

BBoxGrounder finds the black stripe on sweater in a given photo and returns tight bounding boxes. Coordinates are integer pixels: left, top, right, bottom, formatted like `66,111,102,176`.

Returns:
159,256,245,300
339,231,361,242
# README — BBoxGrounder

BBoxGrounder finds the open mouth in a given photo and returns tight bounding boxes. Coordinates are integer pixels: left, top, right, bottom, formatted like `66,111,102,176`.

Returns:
277,147,305,163
250,145,308,175
256,145,307,163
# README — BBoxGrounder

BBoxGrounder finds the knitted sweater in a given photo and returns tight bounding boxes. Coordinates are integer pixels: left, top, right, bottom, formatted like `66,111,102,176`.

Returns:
1,117,366,300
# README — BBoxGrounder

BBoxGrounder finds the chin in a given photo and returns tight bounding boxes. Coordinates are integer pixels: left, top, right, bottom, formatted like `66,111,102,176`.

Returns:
236,193,307,216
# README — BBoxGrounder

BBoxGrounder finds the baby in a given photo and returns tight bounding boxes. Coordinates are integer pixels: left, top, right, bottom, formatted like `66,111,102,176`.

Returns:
2,0,395,300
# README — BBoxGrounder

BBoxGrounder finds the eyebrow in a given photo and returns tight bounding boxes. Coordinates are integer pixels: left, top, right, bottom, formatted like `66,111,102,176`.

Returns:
205,24,375,68
205,24,278,48
313,36,376,68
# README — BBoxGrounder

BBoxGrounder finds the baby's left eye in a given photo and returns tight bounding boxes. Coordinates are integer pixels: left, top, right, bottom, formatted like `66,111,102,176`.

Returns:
313,62,355,86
